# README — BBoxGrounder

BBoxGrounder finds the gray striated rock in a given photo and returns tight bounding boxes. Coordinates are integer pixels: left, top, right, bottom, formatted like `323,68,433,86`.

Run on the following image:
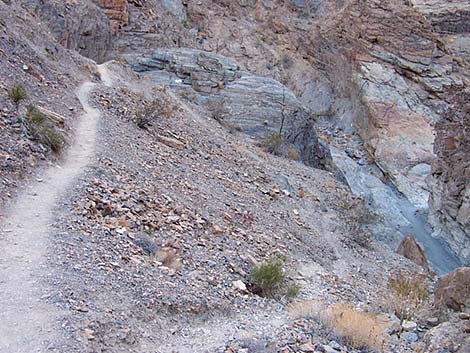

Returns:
127,48,330,169
160,0,187,22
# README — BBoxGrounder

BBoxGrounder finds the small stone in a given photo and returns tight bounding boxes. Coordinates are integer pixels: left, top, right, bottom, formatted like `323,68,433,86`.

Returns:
458,312,469,320
404,332,419,343
328,341,342,351
166,215,180,223
232,280,247,292
426,317,439,326
402,320,417,331
321,345,338,353
211,224,223,235
298,342,316,352
83,327,95,340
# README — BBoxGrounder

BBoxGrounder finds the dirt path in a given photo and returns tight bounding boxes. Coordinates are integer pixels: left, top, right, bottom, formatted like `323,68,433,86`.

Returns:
0,67,106,352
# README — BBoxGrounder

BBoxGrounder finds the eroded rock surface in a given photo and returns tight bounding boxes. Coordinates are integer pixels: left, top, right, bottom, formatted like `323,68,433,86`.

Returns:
429,92,470,265
96,0,129,31
128,48,330,169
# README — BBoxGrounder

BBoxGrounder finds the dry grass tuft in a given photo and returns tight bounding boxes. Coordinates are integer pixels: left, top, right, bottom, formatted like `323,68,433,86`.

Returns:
325,304,387,351
289,300,387,352
259,132,283,155
287,146,300,160
386,271,430,321
155,247,182,270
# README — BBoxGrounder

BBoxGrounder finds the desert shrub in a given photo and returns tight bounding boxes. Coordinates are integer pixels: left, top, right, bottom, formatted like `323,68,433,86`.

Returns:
135,98,174,129
289,300,387,351
251,257,284,297
324,304,387,351
207,98,227,122
337,197,379,248
286,284,300,298
287,146,300,160
386,271,430,321
298,188,306,198
25,105,64,153
8,84,27,110
259,132,283,155
250,256,299,299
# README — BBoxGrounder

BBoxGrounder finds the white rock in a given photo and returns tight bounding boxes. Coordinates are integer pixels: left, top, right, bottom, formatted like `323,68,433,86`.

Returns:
402,320,417,331
232,280,247,292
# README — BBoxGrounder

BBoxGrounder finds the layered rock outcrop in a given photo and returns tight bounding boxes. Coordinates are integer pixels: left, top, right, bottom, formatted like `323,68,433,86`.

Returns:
96,0,129,31
128,48,330,169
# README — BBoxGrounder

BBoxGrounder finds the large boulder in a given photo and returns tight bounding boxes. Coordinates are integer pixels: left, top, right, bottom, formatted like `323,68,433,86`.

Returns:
434,267,470,312
397,236,430,271
418,318,470,353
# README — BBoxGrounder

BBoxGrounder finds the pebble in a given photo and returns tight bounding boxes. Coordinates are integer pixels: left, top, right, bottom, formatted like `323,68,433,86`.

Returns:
458,312,469,320
426,317,439,326
232,280,247,292
402,320,417,331
322,345,339,353
328,340,342,351
298,342,316,352
404,332,419,343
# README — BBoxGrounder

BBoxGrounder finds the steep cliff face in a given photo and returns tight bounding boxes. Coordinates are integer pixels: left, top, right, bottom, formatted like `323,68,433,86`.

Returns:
429,92,470,265
21,0,113,62
311,0,467,208
96,0,129,31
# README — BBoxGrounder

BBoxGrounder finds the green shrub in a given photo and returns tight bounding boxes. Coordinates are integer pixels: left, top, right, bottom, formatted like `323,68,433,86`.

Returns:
25,105,64,153
8,84,27,110
287,284,300,298
251,257,285,297
251,257,301,299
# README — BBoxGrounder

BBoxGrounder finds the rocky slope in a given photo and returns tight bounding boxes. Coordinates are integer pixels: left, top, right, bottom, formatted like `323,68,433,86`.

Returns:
74,0,470,264
0,0,94,207
1,0,470,352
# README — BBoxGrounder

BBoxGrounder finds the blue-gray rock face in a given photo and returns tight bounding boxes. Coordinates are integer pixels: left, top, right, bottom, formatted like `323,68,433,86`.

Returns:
160,0,187,22
127,48,330,169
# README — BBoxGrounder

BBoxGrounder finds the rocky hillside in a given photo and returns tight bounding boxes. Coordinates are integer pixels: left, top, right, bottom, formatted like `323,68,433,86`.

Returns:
1,1,470,353
48,0,469,262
